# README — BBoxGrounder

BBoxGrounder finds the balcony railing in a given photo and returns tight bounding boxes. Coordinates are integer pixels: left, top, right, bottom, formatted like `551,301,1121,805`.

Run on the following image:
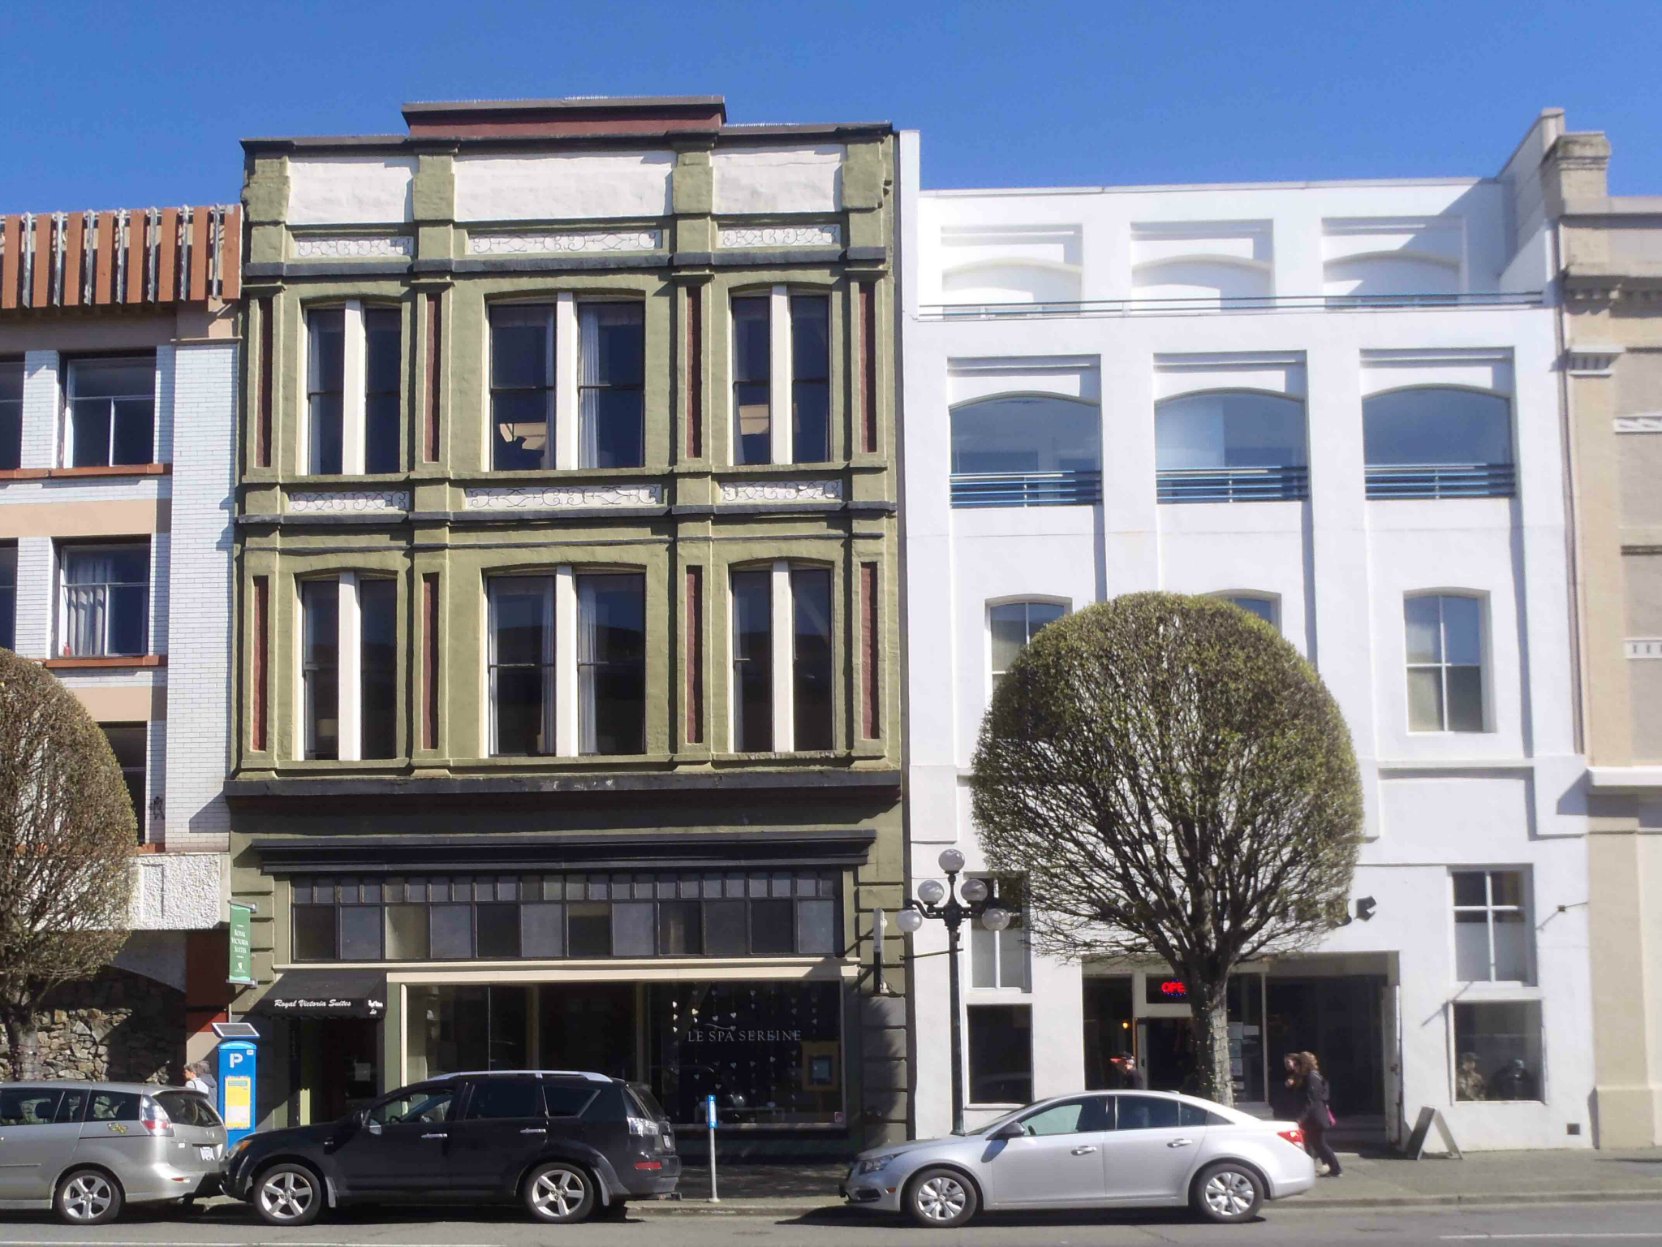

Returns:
1365,463,1515,500
950,469,1102,509
1157,465,1309,504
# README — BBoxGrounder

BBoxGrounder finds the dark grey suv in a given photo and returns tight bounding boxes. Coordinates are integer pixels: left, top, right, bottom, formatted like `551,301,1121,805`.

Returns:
222,1070,678,1226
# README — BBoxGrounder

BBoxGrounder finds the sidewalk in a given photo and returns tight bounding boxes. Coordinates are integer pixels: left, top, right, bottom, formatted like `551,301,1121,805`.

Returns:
636,1148,1662,1216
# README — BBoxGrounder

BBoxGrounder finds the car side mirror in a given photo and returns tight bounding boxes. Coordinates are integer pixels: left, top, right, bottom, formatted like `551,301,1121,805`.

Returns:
993,1122,1026,1140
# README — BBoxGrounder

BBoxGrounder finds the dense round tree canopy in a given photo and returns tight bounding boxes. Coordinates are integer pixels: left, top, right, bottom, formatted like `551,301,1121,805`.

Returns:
970,592,1363,1102
0,648,134,1077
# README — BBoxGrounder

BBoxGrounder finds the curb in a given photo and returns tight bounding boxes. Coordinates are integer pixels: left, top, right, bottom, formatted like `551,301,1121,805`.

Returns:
627,1189,1662,1217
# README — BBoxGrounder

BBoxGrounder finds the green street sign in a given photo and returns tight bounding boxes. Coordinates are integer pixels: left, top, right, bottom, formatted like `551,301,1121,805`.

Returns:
228,903,255,985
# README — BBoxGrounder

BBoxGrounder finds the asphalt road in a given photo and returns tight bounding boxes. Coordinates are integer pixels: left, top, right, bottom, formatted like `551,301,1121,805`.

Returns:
3,1200,1662,1246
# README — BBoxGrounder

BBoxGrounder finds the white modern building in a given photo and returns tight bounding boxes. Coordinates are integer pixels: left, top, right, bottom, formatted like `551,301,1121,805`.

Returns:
897,116,1592,1151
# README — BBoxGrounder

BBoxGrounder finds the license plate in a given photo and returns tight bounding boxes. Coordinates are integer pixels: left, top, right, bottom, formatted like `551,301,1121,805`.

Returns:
199,1146,215,1161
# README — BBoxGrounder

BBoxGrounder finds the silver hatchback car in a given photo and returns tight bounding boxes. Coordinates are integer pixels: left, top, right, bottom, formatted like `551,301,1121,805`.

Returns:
0,1081,226,1224
843,1090,1316,1228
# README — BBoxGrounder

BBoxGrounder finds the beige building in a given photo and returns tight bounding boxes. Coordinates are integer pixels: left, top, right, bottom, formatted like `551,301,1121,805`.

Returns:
1534,109,1662,1146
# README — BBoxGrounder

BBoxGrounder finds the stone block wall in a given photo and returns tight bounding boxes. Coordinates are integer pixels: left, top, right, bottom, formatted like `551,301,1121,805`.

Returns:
0,966,185,1084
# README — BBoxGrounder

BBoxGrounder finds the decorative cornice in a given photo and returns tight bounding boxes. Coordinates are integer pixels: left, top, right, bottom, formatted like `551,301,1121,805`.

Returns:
464,483,665,510
718,479,844,503
289,490,411,513
1626,638,1662,660
467,229,663,256
1615,414,1662,433
717,224,841,249
292,235,414,259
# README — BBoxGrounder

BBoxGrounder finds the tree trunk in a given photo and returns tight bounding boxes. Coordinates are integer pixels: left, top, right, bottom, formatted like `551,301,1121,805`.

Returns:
1187,979,1234,1106
2,1003,40,1081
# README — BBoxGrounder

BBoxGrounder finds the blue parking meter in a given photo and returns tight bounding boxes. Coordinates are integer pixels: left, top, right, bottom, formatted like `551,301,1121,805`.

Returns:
217,1040,258,1146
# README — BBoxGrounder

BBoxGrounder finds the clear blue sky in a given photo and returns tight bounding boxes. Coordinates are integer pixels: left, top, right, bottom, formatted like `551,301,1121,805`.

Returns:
3,0,1659,212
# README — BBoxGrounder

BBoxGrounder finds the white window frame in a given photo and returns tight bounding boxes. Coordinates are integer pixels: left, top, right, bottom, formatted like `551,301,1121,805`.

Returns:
61,355,157,469
1405,591,1489,733
575,298,646,470
968,874,1031,993
1451,868,1532,984
987,597,1070,698
57,541,150,658
296,572,383,762
302,301,403,476
728,560,835,754
729,287,831,467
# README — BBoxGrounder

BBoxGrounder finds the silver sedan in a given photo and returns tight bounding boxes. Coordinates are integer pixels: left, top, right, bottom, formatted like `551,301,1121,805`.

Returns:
842,1090,1316,1228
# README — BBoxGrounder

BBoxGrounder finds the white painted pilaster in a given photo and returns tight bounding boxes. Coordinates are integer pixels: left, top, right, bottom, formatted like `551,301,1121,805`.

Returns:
770,560,794,750
13,536,54,658
554,565,578,754
21,350,59,468
769,285,792,464
555,293,579,470
336,572,362,761
340,301,366,475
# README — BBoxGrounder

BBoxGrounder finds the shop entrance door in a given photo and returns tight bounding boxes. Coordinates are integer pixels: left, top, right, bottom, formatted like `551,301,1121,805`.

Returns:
1265,977,1385,1118
1139,1018,1196,1092
303,1018,380,1124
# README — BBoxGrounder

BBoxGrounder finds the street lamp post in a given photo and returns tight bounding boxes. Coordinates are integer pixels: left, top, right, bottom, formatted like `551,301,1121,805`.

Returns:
895,847,1012,1135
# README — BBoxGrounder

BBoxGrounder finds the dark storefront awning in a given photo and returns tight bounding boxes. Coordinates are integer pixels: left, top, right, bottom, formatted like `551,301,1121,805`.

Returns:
250,969,388,1020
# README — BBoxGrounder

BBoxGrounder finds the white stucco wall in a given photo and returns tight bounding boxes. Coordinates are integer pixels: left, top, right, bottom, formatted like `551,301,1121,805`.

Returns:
453,151,676,222
287,156,417,226
898,130,1590,1151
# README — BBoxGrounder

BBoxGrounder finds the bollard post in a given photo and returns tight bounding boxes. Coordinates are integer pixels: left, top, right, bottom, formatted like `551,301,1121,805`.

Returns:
706,1093,719,1202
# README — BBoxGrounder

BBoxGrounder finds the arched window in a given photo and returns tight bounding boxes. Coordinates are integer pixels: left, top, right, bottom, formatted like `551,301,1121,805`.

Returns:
1405,592,1487,732
1214,592,1280,632
1364,388,1513,499
988,599,1068,691
1155,392,1308,503
950,395,1100,507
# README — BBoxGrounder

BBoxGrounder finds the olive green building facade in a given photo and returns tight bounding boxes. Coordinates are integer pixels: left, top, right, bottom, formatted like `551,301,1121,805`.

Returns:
225,97,907,1150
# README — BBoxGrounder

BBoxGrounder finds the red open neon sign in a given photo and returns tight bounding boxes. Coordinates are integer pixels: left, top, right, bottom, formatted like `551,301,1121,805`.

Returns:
1159,980,1188,999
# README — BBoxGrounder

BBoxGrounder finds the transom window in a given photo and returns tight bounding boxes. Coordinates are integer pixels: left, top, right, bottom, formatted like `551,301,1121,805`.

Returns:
1156,391,1308,503
951,395,1101,507
65,357,155,468
290,870,840,962
59,543,148,657
989,600,1066,692
1405,593,1485,732
1452,869,1529,982
730,290,831,466
1364,388,1514,499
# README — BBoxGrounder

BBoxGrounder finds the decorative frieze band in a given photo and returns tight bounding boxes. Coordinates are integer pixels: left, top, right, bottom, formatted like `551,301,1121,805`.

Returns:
717,224,842,249
1626,638,1662,660
719,479,845,504
464,483,665,510
1615,414,1662,434
292,235,414,260
289,490,411,514
467,230,663,256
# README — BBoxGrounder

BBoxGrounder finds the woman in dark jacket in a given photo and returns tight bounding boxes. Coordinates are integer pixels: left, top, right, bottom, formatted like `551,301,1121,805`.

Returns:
1294,1051,1342,1177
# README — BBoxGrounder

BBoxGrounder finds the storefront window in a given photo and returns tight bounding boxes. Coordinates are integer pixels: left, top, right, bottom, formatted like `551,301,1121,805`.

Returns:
288,870,841,963
1454,1001,1542,1102
647,981,842,1127
967,1004,1032,1106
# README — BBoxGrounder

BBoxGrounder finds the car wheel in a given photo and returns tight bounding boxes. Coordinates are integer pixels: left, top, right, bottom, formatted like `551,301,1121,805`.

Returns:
905,1167,978,1229
254,1163,325,1227
1192,1161,1264,1223
55,1169,123,1225
524,1162,595,1224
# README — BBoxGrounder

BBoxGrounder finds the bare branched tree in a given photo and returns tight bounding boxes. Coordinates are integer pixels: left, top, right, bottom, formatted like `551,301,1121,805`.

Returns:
971,593,1363,1105
0,648,134,1078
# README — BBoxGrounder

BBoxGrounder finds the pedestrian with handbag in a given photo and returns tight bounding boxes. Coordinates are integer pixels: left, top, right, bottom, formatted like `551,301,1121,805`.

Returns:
1292,1051,1342,1177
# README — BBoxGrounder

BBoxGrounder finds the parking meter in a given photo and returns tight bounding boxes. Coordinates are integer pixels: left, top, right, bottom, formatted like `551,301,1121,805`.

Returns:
217,1039,258,1146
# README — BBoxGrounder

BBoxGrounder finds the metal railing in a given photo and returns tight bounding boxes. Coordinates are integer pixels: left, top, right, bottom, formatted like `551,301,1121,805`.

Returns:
917,291,1542,321
1364,463,1515,499
950,469,1102,508
1156,465,1309,504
